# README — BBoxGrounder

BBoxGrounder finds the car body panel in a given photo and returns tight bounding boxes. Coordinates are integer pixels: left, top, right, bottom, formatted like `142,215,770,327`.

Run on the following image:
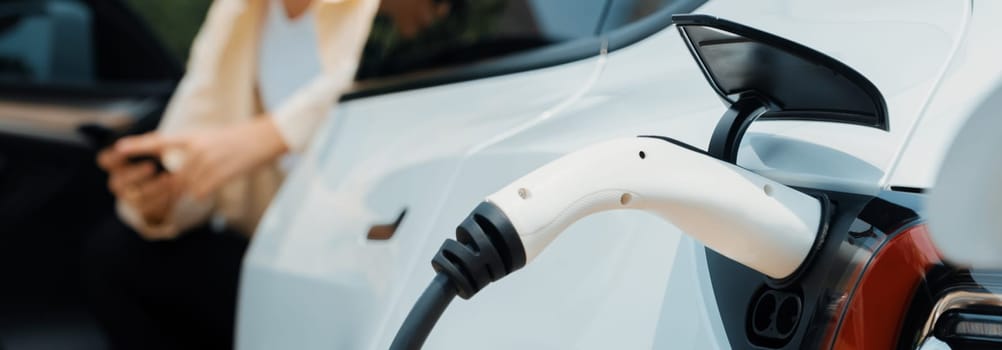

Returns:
887,0,1002,190
238,55,604,349
238,0,984,348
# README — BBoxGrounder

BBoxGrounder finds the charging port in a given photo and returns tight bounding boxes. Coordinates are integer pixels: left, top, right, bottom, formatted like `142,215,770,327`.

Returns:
748,288,803,347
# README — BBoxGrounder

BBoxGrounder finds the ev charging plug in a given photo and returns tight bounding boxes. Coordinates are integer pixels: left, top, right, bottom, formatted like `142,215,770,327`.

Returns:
390,136,824,349
489,136,821,278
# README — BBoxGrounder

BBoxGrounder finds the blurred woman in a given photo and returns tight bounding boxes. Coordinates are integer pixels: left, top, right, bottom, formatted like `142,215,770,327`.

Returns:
84,0,445,348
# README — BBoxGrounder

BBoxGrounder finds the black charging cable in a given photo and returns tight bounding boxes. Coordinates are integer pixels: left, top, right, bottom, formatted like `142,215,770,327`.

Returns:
390,273,456,350
389,202,526,350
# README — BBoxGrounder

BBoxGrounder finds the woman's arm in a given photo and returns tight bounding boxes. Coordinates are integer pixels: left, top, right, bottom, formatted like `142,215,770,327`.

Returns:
270,0,381,152
106,0,255,236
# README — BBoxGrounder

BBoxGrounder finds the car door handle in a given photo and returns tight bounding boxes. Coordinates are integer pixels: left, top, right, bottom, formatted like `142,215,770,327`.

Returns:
367,208,407,240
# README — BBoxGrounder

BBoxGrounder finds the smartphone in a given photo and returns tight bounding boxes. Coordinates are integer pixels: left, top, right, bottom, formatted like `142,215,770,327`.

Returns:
78,123,167,173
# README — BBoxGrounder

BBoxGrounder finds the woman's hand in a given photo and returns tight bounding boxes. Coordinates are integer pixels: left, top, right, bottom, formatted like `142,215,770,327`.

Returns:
117,118,289,200
97,145,178,232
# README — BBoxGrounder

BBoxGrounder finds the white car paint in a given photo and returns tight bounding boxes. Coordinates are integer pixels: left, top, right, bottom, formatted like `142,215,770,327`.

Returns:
237,0,994,348
238,49,605,350
888,0,1002,189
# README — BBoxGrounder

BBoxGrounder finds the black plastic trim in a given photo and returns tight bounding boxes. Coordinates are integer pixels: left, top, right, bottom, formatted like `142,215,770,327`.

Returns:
748,288,803,347
761,110,885,130
603,0,707,52
672,14,889,131
858,194,922,234
937,311,1002,344
342,0,708,101
707,95,770,163
890,186,927,194
0,81,175,102
637,135,712,157
431,201,526,299
341,38,603,101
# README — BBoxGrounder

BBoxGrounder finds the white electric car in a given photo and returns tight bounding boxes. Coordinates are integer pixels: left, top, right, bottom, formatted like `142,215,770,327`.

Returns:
236,0,1002,349
2,0,1000,349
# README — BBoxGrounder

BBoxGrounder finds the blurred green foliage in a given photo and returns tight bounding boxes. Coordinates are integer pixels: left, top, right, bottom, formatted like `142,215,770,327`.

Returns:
357,0,506,79
124,0,212,63
124,0,512,80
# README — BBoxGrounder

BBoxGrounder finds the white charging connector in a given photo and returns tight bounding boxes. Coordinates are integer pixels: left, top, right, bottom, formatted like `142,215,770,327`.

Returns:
487,136,822,279
391,136,825,350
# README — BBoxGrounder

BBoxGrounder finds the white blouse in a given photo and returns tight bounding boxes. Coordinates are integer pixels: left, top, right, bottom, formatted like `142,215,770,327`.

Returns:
259,0,324,169
258,0,323,112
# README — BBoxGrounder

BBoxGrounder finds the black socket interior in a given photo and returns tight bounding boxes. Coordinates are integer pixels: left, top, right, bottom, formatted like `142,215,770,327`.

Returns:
748,288,803,347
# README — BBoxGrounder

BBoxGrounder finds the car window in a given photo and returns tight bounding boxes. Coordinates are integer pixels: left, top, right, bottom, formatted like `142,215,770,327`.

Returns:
0,1,96,85
0,0,181,89
356,0,610,81
599,0,698,33
123,0,210,64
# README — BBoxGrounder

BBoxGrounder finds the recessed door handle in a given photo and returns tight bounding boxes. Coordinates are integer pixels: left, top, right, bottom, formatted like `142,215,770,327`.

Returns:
367,208,407,240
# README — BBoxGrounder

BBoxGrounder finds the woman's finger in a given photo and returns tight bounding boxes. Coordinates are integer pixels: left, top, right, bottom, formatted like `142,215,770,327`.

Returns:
139,173,173,200
115,132,187,158
118,181,142,203
109,163,155,197
120,162,156,187
97,148,126,171
133,174,179,224
138,182,173,224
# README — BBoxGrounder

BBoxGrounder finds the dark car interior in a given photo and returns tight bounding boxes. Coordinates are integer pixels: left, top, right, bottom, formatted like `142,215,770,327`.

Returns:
0,0,178,348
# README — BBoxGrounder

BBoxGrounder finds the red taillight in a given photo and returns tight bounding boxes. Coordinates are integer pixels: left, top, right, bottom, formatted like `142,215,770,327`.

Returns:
831,224,941,349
